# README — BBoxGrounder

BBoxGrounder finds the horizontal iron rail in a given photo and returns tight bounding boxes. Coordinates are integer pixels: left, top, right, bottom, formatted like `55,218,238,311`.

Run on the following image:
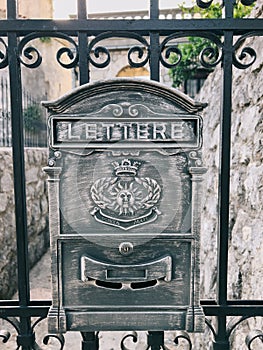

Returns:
0,18,262,36
0,300,263,317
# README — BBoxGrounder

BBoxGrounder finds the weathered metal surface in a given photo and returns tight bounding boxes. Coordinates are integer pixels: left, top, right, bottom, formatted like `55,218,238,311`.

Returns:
43,79,207,334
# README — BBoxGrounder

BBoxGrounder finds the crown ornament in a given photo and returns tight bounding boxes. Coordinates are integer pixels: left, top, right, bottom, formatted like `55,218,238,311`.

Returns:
112,159,142,177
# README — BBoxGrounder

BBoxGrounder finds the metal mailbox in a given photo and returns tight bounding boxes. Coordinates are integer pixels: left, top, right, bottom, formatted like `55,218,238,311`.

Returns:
43,79,207,334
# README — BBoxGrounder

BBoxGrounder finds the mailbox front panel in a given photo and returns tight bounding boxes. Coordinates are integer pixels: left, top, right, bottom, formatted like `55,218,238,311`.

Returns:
60,238,191,308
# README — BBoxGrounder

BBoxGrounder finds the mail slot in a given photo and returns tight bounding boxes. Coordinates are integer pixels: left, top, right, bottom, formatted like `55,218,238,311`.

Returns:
43,79,207,334
81,255,172,282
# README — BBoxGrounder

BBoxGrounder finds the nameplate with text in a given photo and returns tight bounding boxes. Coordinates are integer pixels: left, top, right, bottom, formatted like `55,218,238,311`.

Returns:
50,115,201,149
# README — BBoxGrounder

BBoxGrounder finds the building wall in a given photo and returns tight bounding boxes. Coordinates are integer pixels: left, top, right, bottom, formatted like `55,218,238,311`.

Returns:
87,48,172,86
195,4,263,347
0,148,49,299
0,0,53,18
18,0,53,19
0,0,72,103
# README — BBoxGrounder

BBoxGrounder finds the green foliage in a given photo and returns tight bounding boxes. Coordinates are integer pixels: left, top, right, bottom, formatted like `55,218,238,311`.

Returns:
39,37,51,43
180,2,222,19
169,36,214,88
169,2,255,88
179,2,254,19
23,105,43,132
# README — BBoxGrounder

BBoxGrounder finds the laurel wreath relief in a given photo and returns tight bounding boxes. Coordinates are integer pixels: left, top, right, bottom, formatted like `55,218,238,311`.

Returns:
137,177,161,209
90,176,161,212
90,177,115,209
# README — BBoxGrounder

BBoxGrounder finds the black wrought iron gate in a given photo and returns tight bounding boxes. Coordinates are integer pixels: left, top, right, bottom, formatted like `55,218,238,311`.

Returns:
0,0,262,349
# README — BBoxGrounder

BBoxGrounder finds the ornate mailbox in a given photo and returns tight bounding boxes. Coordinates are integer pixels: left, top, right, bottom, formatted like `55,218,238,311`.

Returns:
43,79,207,334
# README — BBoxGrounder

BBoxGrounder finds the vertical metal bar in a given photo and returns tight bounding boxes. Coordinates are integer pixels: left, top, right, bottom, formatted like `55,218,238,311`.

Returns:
1,77,4,146
7,0,33,349
81,332,99,350
150,0,159,19
7,0,30,309
212,316,230,350
217,5,234,309
223,0,235,19
213,1,234,346
5,78,10,146
214,31,233,348
78,0,89,85
147,331,164,350
149,0,160,81
217,0,234,303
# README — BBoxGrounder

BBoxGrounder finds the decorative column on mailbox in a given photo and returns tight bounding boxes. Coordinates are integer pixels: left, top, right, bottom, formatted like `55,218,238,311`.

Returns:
43,79,207,334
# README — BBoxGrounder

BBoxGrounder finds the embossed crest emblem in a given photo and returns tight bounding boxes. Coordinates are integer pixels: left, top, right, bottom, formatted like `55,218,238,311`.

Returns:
90,159,162,230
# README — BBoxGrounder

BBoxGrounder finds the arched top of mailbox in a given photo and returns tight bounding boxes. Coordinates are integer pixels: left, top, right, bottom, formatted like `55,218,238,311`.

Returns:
42,78,207,115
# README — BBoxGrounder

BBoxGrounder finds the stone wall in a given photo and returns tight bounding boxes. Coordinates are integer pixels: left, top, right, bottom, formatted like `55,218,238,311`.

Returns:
196,3,263,347
0,148,49,299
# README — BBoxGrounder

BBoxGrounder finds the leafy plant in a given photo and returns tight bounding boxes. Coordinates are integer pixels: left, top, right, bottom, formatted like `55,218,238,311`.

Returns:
39,37,51,43
169,2,255,88
169,36,215,88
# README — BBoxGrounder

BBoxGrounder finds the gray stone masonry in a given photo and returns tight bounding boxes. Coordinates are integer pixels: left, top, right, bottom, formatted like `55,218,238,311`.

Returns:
194,3,263,348
0,148,49,299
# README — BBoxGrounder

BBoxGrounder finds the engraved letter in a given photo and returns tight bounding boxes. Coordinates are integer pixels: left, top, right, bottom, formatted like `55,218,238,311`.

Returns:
68,123,80,140
153,123,167,139
171,122,183,140
102,123,115,140
85,123,97,140
56,122,70,141
119,123,132,140
137,123,149,140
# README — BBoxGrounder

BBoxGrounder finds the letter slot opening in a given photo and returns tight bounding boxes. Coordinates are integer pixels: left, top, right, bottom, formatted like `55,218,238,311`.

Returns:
81,255,172,283
107,269,146,280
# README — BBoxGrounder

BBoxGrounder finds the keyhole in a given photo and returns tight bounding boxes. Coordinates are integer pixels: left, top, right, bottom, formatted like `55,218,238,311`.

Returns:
119,242,134,256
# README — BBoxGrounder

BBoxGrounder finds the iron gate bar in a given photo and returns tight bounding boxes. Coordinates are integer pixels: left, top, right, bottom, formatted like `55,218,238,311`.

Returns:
1,302,263,318
77,0,89,85
7,0,30,312
149,0,160,82
214,3,234,347
1,19,263,36
7,1,33,348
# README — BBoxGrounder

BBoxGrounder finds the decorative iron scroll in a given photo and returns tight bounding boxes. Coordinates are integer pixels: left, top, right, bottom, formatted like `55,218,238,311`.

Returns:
240,0,257,5
233,31,263,69
120,332,143,350
173,331,192,349
88,32,150,68
0,316,65,349
160,32,223,69
0,330,10,344
17,32,79,69
246,329,263,349
195,0,256,8
0,38,8,69
204,315,263,349
0,314,262,348
9,29,262,73
196,0,214,9
120,331,193,349
42,333,65,349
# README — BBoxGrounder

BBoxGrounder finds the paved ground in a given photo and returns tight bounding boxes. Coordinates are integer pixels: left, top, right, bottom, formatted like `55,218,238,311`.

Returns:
0,251,180,349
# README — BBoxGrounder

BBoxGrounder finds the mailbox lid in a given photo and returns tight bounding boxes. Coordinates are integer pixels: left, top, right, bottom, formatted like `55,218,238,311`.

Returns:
59,237,192,308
